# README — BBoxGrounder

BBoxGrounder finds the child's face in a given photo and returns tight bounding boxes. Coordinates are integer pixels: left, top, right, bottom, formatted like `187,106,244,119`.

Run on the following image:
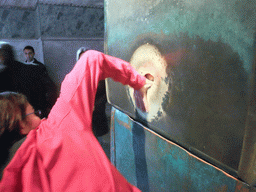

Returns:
19,104,41,135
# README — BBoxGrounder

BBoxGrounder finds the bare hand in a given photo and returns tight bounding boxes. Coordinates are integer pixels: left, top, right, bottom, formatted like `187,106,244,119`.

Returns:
134,79,153,112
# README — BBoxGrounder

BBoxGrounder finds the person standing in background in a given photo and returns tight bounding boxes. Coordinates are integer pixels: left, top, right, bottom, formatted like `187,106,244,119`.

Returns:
0,43,27,94
0,43,12,93
23,45,57,117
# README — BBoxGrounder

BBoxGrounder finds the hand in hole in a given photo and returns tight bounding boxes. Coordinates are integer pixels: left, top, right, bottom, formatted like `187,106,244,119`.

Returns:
134,78,153,112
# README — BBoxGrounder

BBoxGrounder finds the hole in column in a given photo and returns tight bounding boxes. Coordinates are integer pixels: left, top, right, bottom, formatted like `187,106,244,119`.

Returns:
127,43,169,121
145,73,154,82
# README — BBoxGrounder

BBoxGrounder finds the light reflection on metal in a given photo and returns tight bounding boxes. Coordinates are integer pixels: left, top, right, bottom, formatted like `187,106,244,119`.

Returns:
127,43,169,121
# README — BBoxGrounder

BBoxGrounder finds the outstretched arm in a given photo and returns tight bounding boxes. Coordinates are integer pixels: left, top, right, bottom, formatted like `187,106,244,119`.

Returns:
85,50,152,112
45,50,150,131
81,50,147,90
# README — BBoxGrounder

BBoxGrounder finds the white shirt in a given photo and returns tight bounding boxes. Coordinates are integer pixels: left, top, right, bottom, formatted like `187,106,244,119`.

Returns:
24,59,39,66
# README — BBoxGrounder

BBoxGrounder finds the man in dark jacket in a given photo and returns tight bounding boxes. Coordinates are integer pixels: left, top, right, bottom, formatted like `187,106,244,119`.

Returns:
23,45,57,117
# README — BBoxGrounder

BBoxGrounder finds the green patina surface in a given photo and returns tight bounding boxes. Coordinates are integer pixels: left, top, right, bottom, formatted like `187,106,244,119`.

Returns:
112,107,250,191
105,0,255,172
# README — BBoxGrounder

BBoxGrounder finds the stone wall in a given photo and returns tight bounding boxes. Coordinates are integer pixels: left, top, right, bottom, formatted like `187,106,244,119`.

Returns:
0,3,104,90
0,3,104,39
39,4,104,38
0,8,39,39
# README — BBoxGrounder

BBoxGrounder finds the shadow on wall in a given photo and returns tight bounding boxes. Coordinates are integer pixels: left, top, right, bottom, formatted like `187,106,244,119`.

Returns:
133,110,149,192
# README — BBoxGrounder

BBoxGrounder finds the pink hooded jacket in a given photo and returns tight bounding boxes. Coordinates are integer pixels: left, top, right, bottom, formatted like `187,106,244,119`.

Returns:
0,50,145,192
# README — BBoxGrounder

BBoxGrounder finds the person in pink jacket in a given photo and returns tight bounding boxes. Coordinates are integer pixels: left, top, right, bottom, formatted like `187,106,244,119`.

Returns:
0,50,151,192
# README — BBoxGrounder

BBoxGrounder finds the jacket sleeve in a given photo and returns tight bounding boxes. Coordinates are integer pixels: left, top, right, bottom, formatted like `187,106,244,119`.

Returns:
93,50,146,90
42,50,146,133
61,50,145,98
